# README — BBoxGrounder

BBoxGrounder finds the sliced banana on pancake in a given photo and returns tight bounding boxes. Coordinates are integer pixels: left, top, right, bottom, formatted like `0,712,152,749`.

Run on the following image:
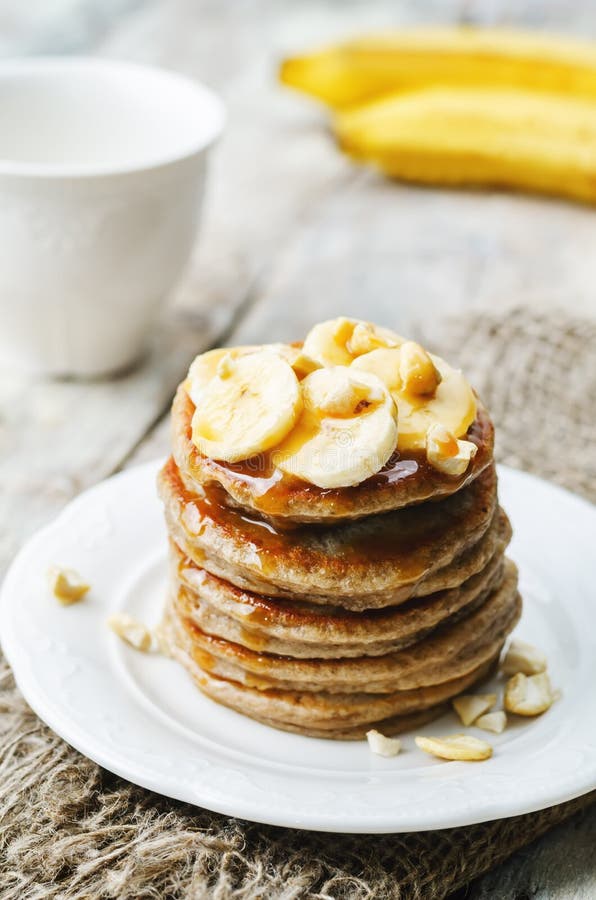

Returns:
191,350,303,462
187,344,320,408
186,345,259,407
303,317,404,367
273,367,398,488
352,346,476,451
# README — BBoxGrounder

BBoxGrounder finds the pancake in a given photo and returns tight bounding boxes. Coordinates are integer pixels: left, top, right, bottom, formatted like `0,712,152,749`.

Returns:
171,516,511,657
171,384,495,525
167,564,520,693
158,458,498,609
162,610,502,737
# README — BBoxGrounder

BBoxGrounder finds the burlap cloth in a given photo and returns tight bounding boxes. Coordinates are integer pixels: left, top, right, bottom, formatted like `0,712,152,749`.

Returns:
1,308,595,899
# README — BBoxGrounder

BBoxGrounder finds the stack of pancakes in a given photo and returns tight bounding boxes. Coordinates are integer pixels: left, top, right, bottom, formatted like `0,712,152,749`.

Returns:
158,366,521,740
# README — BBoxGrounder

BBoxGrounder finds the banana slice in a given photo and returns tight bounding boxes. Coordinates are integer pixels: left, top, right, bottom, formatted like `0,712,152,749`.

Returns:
187,344,320,407
186,345,259,407
273,367,398,488
303,317,404,367
352,348,476,450
191,350,302,462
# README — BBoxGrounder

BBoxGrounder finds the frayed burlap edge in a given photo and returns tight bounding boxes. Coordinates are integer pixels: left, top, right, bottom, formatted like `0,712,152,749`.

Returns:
1,308,595,900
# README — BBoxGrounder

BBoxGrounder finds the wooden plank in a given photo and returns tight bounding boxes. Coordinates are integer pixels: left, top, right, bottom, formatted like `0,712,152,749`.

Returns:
462,804,596,899
223,170,596,348
0,319,208,570
100,0,499,327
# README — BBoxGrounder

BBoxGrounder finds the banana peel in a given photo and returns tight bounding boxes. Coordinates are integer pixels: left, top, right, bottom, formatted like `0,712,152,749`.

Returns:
280,27,596,109
335,86,596,204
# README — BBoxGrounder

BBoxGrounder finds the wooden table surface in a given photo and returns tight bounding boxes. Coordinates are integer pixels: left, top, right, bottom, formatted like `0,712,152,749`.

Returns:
1,1,595,897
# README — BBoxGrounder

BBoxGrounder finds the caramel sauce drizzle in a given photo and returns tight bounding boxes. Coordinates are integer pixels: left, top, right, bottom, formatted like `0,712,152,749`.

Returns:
168,456,493,585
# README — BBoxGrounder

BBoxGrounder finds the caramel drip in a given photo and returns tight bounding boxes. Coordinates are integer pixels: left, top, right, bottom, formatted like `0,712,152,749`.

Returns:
238,626,269,652
193,414,486,521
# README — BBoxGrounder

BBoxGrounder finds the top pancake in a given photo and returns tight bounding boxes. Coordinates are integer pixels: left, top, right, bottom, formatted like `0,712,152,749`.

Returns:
171,385,494,524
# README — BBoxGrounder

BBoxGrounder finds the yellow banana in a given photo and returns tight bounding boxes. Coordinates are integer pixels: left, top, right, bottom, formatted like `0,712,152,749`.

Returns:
273,367,398,488
334,87,596,204
280,27,596,109
191,350,303,462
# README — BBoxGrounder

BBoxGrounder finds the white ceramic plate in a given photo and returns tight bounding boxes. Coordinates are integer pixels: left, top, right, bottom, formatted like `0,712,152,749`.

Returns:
1,462,595,833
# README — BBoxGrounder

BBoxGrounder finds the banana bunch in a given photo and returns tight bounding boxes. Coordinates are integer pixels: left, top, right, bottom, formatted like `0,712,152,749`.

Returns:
280,27,596,204
188,318,476,488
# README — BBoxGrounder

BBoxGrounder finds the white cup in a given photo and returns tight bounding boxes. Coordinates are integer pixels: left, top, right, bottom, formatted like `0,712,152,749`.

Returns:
0,57,225,377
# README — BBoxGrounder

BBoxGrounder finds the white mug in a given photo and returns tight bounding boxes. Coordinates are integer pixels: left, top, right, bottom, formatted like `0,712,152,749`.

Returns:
0,57,225,376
